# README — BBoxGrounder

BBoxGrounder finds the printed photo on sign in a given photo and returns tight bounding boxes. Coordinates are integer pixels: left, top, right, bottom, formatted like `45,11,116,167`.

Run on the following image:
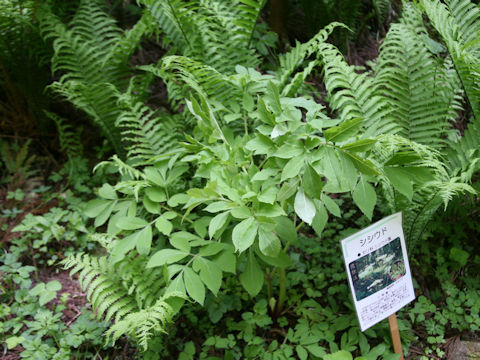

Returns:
349,237,405,301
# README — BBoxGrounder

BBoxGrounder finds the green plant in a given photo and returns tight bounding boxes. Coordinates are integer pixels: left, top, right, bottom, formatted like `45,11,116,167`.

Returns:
37,0,155,155
0,252,111,359
11,201,91,267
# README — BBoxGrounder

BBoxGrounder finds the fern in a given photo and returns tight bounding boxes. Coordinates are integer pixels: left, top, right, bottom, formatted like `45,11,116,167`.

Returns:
318,41,390,131
276,22,346,95
139,0,266,74
37,0,154,156
374,3,463,147
115,90,183,164
421,0,480,121
62,252,183,349
106,292,184,350
45,110,83,160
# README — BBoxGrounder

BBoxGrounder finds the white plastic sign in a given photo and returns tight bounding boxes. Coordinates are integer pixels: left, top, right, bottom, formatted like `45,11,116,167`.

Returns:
341,212,415,331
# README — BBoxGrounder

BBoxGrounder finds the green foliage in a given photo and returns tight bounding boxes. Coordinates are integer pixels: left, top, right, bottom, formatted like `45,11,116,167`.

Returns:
37,0,155,155
3,0,479,357
0,0,52,135
0,252,110,359
139,0,269,74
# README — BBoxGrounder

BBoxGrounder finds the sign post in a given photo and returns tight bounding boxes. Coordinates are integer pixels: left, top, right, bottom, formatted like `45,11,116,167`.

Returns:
388,313,404,360
341,212,414,357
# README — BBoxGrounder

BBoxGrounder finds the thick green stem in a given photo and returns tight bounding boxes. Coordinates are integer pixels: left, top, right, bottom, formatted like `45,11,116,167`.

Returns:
266,268,273,303
277,267,286,316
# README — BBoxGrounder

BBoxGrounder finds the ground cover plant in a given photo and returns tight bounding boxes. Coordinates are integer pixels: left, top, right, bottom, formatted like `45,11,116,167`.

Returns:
1,0,479,359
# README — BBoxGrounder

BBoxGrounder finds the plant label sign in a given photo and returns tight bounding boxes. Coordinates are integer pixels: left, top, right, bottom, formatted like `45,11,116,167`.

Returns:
341,212,415,331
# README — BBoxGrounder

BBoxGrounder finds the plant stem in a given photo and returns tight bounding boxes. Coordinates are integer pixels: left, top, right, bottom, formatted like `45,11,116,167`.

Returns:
276,267,286,316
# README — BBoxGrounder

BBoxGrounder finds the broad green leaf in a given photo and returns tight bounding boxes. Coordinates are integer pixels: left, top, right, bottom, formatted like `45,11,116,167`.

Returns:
401,166,435,183
111,233,137,263
84,199,110,218
274,142,304,159
266,81,282,114
257,97,275,125
155,216,173,236
163,211,177,220
450,247,469,267
323,350,353,360
277,180,298,202
314,147,345,190
312,201,328,237
6,336,24,350
294,188,316,225
281,155,304,181
94,202,115,227
194,217,208,238
39,292,55,306
144,167,165,186
98,183,117,200
258,187,278,204
195,258,222,295
306,344,326,357
165,273,186,296
256,203,286,217
384,167,413,200
167,193,189,207
198,242,225,257
239,251,264,297
385,151,421,166
143,196,160,214
341,139,376,152
209,212,230,239
258,226,281,257
343,151,380,176
212,250,236,274
256,249,291,268
296,345,308,360
170,231,198,252
204,201,232,213
184,267,205,305
303,164,323,199
116,216,148,230
274,216,298,245
231,206,251,219
45,280,61,292
322,193,341,217
232,217,258,252
29,283,44,296
352,177,376,219
324,118,363,143
136,225,153,255
145,187,166,202
245,134,274,155
147,249,188,268
243,92,254,112
252,168,277,181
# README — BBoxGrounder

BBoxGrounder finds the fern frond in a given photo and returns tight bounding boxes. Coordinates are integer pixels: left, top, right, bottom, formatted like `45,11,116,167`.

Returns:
139,0,264,74
115,91,183,164
105,292,184,350
445,116,480,178
139,0,198,55
276,22,346,94
374,4,462,147
421,0,480,121
38,0,153,156
317,42,389,131
143,55,241,105
61,252,180,348
45,111,83,160
94,155,144,179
